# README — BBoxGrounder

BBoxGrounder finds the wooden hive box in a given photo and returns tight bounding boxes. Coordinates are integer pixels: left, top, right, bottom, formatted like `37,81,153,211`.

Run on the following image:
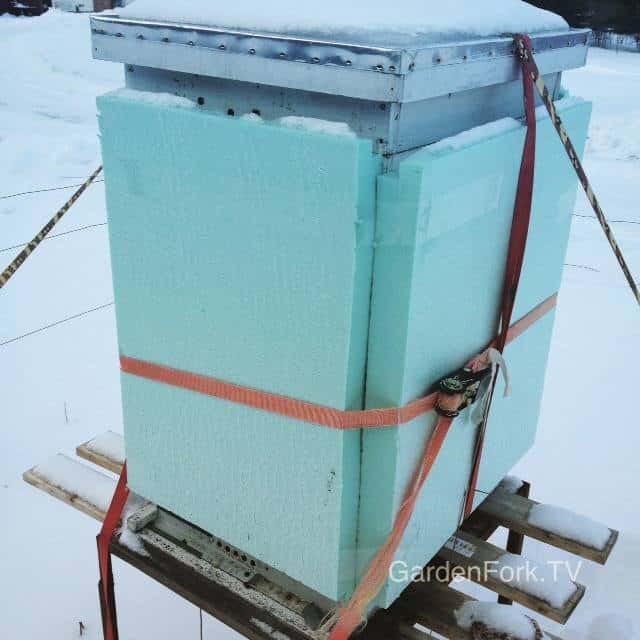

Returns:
94,10,591,609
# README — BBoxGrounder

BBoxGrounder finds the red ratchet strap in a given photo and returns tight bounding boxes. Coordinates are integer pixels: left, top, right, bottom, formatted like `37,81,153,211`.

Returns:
463,33,537,519
97,463,129,640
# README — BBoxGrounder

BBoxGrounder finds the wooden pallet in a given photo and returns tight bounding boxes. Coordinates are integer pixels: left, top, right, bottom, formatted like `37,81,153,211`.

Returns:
23,432,619,640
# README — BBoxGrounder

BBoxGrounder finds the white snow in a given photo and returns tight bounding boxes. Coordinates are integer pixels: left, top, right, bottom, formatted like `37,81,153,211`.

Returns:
1,10,639,640
119,495,150,556
118,0,568,46
529,503,612,550
588,613,635,640
31,453,149,555
250,618,291,640
241,112,264,123
428,97,583,154
535,95,583,117
277,116,356,139
496,552,578,609
499,475,525,494
110,88,195,109
428,117,521,153
455,602,545,640
32,454,116,513
84,430,125,465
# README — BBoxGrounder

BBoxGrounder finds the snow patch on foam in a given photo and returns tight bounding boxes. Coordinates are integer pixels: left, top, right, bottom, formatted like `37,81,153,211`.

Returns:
118,0,568,47
529,504,612,550
112,88,196,110
535,95,583,118
241,112,264,123
455,602,545,640
32,454,115,513
278,116,355,138
497,552,577,609
428,117,520,153
428,96,584,154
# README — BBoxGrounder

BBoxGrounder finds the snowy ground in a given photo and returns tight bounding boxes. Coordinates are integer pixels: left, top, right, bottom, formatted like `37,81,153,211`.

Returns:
1,10,638,640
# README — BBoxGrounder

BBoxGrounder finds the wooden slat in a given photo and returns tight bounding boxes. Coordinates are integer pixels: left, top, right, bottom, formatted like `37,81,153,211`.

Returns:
396,581,563,640
436,530,585,623
498,482,530,605
462,480,531,542
477,489,618,565
76,431,125,474
23,455,113,522
25,448,602,639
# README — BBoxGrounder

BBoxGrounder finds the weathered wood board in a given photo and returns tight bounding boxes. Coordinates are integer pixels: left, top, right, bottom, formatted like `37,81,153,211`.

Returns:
23,454,114,522
396,581,564,640
476,488,619,564
76,430,125,474
435,530,585,623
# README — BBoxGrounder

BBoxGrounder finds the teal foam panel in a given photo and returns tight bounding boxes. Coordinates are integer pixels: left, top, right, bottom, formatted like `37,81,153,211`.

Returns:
99,90,590,607
360,101,591,606
98,92,379,600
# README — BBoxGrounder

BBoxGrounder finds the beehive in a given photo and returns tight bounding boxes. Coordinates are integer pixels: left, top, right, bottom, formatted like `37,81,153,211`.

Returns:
94,6,591,608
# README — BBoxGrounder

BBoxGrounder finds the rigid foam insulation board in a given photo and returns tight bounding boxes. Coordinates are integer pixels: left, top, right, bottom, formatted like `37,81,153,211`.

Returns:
98,92,379,601
359,99,591,606
99,89,590,607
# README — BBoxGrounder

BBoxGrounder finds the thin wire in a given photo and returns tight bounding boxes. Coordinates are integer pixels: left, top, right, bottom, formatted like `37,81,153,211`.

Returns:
199,609,203,640
0,222,107,254
573,212,640,225
1,165,103,289
0,302,114,348
565,262,601,273
0,179,104,200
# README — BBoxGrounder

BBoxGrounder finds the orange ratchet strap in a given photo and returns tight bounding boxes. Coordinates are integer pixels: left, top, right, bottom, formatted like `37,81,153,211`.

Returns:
119,294,555,432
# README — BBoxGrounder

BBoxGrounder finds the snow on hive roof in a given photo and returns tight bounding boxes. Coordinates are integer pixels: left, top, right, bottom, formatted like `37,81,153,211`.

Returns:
117,0,569,47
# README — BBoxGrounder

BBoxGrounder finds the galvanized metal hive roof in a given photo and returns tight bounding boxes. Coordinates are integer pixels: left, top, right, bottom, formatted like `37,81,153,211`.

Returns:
91,10,589,102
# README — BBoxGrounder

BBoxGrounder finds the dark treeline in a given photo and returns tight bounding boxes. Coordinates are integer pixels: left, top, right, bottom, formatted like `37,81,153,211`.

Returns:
528,0,640,34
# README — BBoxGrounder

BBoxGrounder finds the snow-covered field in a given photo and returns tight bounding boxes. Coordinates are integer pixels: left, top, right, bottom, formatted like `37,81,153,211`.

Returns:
1,10,638,640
